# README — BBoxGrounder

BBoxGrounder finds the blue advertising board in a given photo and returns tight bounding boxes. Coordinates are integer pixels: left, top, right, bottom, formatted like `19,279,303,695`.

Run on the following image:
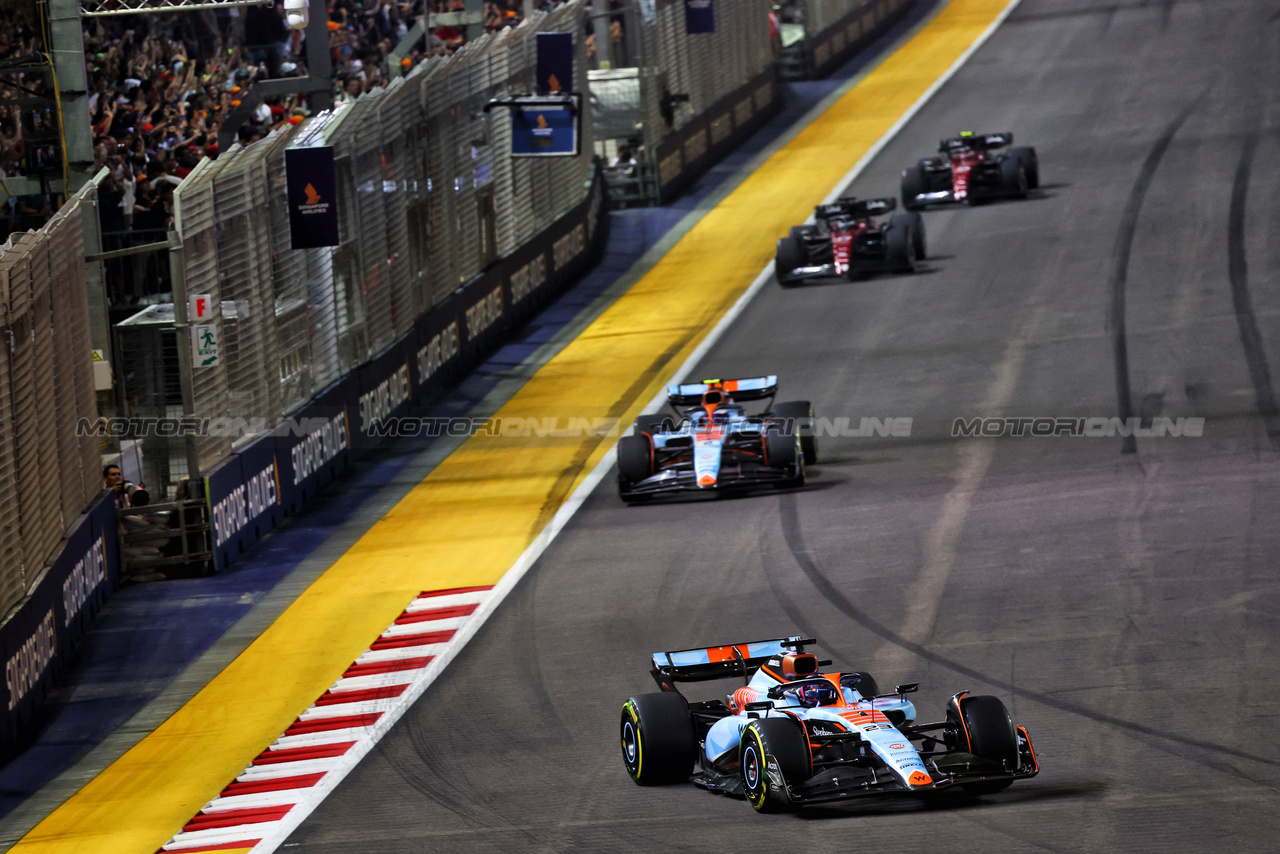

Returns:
285,146,340,249
355,341,415,449
275,378,354,515
685,0,715,33
0,494,119,761
510,97,581,157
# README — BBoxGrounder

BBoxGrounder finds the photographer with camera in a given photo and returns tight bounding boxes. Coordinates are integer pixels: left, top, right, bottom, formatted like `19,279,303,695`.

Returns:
103,464,149,509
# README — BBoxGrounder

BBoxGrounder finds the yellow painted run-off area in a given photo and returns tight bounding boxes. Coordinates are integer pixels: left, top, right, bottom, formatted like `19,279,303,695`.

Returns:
16,1,1015,850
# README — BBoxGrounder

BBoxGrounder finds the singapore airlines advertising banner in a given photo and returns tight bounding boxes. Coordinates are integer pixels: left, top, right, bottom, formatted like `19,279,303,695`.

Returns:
286,146,340,248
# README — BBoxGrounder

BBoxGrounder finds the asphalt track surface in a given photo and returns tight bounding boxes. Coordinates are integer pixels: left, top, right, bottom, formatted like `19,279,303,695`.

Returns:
284,0,1280,851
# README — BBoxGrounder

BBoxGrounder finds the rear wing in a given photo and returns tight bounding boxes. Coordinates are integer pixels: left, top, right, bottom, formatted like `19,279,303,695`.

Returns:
667,375,778,407
815,197,896,220
649,637,801,688
939,132,1012,153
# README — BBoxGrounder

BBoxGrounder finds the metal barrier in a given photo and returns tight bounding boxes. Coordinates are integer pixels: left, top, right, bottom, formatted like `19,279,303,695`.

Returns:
118,499,213,580
0,178,105,618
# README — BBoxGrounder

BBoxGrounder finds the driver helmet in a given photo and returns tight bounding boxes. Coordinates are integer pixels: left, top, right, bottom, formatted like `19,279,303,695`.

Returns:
796,682,840,708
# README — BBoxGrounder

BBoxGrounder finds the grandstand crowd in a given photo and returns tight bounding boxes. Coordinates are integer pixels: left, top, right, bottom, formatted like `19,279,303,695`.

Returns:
1,0,546,246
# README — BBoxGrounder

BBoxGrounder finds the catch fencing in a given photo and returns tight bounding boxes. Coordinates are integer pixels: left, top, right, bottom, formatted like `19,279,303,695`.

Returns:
775,0,915,79
588,0,778,205
0,177,106,619
119,2,594,490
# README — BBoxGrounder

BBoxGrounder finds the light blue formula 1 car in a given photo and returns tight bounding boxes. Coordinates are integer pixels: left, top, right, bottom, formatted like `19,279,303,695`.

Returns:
615,376,817,503
620,637,1038,812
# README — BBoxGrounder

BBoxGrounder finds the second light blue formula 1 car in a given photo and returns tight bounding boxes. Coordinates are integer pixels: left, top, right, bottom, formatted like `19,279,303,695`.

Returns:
620,637,1038,812
615,376,817,503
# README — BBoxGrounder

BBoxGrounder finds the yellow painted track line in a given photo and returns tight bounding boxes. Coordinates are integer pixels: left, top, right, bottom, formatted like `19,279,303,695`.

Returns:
14,1,1017,851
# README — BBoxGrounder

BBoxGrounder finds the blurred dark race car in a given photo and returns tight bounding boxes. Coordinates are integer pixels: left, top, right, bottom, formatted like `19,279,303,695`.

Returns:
900,132,1039,209
616,376,817,502
774,197,925,286
620,637,1039,813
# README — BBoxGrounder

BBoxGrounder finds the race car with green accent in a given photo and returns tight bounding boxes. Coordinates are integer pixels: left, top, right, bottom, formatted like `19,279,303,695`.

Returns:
620,637,1038,811
616,376,816,502
901,131,1040,209
774,197,925,286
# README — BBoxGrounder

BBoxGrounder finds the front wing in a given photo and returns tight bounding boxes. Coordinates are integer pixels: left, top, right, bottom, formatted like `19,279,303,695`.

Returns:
620,460,796,498
693,731,1039,806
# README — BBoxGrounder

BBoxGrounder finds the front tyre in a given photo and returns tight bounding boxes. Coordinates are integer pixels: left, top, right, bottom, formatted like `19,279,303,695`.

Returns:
885,219,916,274
1000,156,1028,199
907,211,926,259
901,165,927,210
948,693,1018,795
621,693,697,785
740,718,811,813
1010,146,1039,188
616,434,653,501
772,401,817,465
775,236,806,288
765,425,805,488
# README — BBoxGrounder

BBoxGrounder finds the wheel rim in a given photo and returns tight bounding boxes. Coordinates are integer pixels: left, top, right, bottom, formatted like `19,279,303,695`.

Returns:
622,721,638,765
743,744,760,789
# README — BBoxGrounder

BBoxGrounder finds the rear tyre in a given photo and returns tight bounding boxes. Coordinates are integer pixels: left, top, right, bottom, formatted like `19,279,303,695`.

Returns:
740,718,811,812
949,694,1018,795
616,434,653,499
885,221,916,273
775,236,806,288
1000,156,1028,199
901,165,927,211
621,693,697,785
765,425,805,488
772,401,817,465
1010,146,1039,188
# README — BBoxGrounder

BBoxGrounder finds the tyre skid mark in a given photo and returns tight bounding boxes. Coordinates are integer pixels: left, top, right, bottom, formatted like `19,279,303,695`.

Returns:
1226,131,1280,445
1108,99,1200,455
775,492,1280,783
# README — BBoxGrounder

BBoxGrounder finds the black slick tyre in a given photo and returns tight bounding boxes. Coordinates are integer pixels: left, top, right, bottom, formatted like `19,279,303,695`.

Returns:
907,211,926,259
1010,146,1039,188
901,165,927,210
765,426,804,487
950,694,1018,794
616,433,653,500
740,718,811,813
1000,156,1028,199
772,401,817,465
775,236,806,288
885,220,915,273
621,693,697,785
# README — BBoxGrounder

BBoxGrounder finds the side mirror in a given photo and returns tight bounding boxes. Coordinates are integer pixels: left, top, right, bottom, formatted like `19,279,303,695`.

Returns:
895,682,919,695
744,701,772,712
